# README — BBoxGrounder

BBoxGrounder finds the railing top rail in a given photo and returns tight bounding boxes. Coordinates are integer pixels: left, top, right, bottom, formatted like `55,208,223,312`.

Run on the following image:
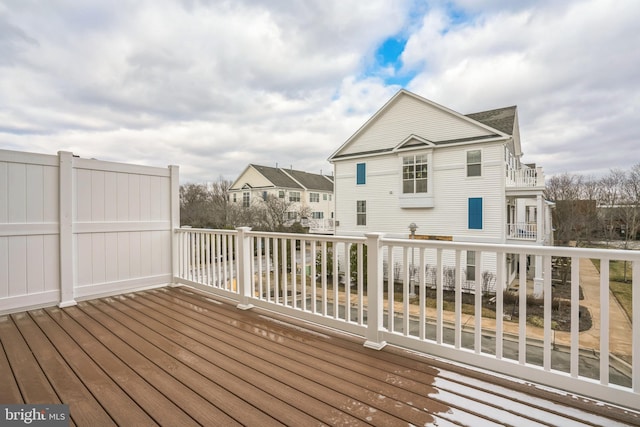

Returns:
175,227,238,236
247,230,366,244
174,227,639,261
381,236,640,261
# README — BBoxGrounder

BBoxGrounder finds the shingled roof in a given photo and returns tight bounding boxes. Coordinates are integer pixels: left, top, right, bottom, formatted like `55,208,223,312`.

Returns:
250,164,333,192
466,105,517,135
250,164,302,189
285,169,333,192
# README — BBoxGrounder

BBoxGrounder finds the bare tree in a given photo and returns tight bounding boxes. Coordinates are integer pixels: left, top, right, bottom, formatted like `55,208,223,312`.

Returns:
180,183,214,228
259,195,293,231
598,169,626,244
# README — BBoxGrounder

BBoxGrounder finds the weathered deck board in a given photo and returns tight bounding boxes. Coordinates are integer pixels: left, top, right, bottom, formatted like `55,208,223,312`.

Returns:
28,308,156,426
0,337,22,404
1,286,639,427
11,310,111,427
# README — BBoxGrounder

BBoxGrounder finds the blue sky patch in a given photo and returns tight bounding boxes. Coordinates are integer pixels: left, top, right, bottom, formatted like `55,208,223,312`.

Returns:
366,35,416,87
376,37,406,66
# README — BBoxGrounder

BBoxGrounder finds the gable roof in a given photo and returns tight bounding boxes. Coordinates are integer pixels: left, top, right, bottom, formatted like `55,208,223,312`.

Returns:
230,164,334,192
329,89,515,161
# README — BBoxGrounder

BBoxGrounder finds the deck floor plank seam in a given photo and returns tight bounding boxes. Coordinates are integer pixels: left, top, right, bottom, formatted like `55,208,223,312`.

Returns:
142,289,512,426
109,293,371,426
159,288,553,427
81,298,286,427
4,286,639,426
63,303,239,427
0,328,24,403
13,310,115,426
134,290,436,425
0,313,62,404
148,289,479,425
170,286,640,427
26,307,158,426
43,306,197,427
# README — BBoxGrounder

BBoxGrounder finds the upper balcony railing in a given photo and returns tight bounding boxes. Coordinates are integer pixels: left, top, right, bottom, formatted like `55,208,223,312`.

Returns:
300,218,335,234
507,222,537,240
174,227,639,412
506,166,545,188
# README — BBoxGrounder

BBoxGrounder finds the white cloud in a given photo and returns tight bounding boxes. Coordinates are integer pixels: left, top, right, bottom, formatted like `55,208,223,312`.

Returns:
403,0,640,177
1,0,639,183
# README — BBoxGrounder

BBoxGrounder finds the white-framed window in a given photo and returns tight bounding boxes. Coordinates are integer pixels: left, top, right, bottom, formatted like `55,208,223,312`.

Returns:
466,251,476,282
242,192,250,208
289,192,300,202
323,193,327,200
402,155,428,193
287,212,297,220
467,149,481,177
233,193,237,203
312,212,323,219
310,192,319,203
356,200,366,226
278,190,285,199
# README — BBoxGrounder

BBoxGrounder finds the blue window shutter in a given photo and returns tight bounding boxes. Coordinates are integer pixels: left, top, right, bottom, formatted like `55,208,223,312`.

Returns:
468,198,483,229
356,163,366,185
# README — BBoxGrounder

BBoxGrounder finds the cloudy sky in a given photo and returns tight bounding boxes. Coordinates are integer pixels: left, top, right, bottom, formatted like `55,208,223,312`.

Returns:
1,0,638,183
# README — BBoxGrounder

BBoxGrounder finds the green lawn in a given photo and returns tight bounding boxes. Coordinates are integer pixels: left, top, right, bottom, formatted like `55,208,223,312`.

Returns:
591,258,633,321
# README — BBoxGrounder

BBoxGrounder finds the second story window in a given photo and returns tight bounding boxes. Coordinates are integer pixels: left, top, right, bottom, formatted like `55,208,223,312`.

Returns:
310,192,319,203
289,192,300,202
467,150,481,177
312,212,323,219
403,155,428,193
242,192,250,208
356,163,366,185
278,190,285,199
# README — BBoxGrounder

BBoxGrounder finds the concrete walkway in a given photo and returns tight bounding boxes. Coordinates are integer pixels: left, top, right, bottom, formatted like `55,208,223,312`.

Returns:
560,257,632,362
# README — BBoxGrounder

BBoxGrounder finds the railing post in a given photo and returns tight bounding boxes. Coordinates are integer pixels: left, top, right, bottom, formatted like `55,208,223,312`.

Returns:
58,151,77,308
364,232,386,350
169,165,180,285
236,227,254,310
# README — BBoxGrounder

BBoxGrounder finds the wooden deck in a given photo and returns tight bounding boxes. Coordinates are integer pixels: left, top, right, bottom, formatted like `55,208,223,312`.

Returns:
1,286,639,426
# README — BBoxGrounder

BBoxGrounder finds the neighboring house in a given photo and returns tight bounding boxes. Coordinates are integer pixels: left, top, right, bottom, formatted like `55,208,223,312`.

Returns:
328,89,552,293
229,164,335,234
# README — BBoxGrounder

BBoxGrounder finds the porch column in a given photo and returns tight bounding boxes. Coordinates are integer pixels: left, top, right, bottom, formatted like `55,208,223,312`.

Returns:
533,195,544,297
236,226,254,310
364,232,386,350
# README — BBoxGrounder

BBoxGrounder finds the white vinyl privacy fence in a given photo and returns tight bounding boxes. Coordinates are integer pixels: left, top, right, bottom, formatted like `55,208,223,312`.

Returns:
0,149,179,313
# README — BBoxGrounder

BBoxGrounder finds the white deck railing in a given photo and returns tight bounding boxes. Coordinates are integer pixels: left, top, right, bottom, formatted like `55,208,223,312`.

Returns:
507,222,537,240
174,227,639,411
506,166,545,188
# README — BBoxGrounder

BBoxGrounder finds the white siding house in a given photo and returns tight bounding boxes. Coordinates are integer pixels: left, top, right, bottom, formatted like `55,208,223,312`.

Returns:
229,164,334,234
328,90,552,293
